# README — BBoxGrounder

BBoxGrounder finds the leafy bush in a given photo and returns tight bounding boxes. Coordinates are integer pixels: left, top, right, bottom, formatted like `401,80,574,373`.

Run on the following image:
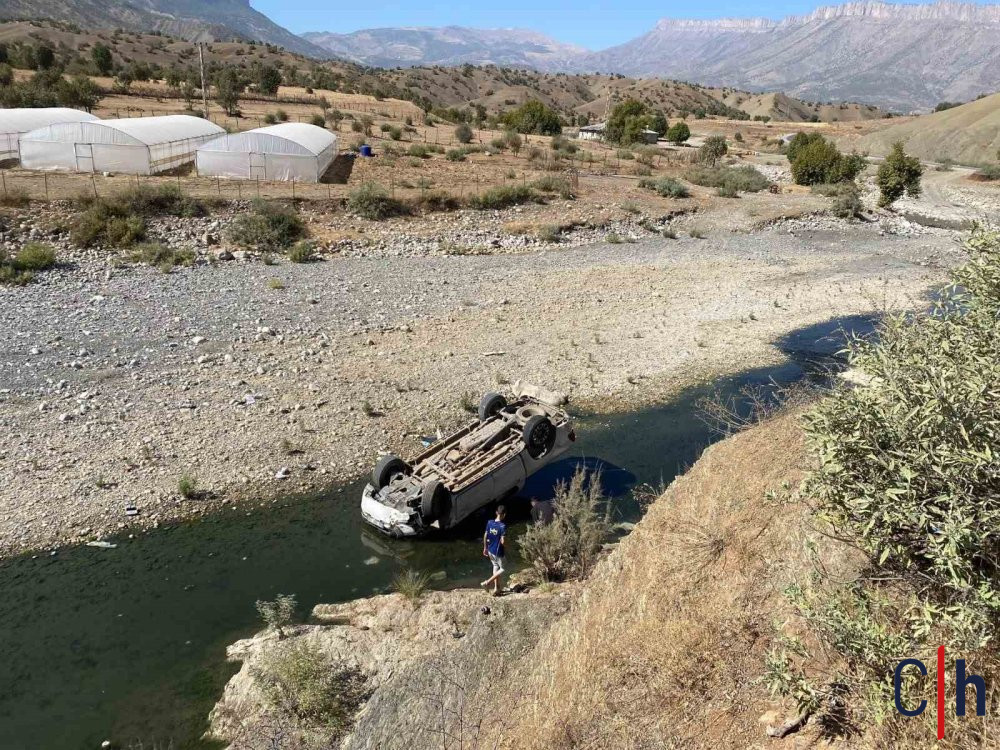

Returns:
407,144,431,159
227,200,306,250
256,593,297,637
254,641,367,733
790,137,866,186
716,184,738,198
0,187,30,207
392,569,431,602
699,135,728,165
519,467,611,582
639,177,690,198
346,182,409,220
876,141,923,207
469,185,541,210
805,228,1000,642
287,241,318,263
445,148,467,162
454,122,473,144
499,100,562,135
0,242,57,285
130,242,194,271
973,164,1000,181
684,165,770,193
829,182,863,218
531,175,575,199
537,224,562,243
410,190,460,213
309,114,325,128
665,121,690,144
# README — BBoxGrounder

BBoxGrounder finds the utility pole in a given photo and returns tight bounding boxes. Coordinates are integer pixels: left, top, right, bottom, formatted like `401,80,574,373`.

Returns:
197,42,209,117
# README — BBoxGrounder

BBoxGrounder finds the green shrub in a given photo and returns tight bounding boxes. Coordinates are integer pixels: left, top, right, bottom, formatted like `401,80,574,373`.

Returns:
829,182,863,218
454,122,473,144
876,141,923,207
387,126,402,141
129,242,194,270
264,112,277,125
639,177,690,198
177,474,198,499
790,137,866,186
716,184,738,198
392,569,431,602
410,190,460,213
665,121,690,144
287,240,318,263
974,164,1000,181
519,467,611,581
309,114,325,128
498,100,562,136
445,148,467,162
684,165,770,193
255,593,296,637
407,144,431,159
0,187,30,207
531,175,575,199
13,242,57,271
227,200,306,250
699,135,728,165
469,185,540,210
616,148,634,161
346,182,409,220
254,641,367,733
537,224,562,243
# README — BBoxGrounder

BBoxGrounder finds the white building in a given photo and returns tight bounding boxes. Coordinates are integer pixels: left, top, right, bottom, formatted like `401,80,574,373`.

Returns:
195,123,337,183
0,108,99,162
19,115,225,174
578,122,606,141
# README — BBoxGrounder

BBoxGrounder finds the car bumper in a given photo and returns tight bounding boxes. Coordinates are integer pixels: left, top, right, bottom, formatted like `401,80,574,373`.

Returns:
360,484,423,537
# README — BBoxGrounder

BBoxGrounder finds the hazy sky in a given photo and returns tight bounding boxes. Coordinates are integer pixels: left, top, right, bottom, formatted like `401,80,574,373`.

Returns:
254,0,994,50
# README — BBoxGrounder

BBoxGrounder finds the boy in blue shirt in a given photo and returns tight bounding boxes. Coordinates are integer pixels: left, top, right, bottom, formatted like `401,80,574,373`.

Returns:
481,505,507,596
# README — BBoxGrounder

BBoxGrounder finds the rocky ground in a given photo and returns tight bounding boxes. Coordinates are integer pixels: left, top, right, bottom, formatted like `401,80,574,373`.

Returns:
0,188,964,559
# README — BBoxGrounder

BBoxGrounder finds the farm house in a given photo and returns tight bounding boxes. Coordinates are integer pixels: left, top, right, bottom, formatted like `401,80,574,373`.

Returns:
0,108,100,162
18,115,225,175
195,123,338,182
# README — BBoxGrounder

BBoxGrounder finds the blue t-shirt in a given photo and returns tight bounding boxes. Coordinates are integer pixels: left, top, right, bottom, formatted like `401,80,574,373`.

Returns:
485,519,506,557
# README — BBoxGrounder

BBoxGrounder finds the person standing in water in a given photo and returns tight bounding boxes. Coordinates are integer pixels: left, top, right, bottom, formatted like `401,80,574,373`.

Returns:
481,505,507,595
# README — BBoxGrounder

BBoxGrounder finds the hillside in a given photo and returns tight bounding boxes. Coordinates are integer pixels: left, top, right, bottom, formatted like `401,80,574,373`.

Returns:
0,0,329,57
854,92,1000,164
302,26,586,70
0,20,888,125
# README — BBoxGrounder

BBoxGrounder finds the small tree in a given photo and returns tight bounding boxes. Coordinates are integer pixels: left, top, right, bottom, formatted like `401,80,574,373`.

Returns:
57,74,101,112
699,135,728,165
454,122,473,144
214,68,243,116
504,129,522,155
499,99,562,135
254,63,282,96
665,121,690,144
256,593,297,638
91,44,113,75
876,141,922,208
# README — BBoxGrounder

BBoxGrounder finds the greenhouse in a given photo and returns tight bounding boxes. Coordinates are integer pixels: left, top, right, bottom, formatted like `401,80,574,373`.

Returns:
19,115,225,175
195,123,338,183
0,108,100,162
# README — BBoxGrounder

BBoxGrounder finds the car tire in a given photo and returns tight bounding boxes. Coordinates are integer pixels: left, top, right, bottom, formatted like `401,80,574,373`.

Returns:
478,392,507,423
523,415,556,459
372,454,409,489
421,480,450,522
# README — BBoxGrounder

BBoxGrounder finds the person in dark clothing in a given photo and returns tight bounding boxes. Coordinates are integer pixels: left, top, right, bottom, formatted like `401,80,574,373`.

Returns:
481,505,507,595
530,498,555,525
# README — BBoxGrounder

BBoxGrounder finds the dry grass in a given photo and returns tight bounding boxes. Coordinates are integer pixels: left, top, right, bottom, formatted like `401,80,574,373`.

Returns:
500,413,862,749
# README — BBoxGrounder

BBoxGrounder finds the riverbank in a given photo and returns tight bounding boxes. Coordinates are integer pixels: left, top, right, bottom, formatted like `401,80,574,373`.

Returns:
208,410,859,749
0,222,959,558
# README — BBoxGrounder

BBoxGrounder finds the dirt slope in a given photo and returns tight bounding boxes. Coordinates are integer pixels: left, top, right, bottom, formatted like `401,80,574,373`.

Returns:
854,92,1000,165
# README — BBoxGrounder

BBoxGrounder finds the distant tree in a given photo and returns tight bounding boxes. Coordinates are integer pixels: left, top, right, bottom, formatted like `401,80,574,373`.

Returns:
699,135,728,165
214,68,243,116
454,122,473,144
876,142,922,208
503,129,522,155
254,63,282,96
57,74,102,112
790,136,866,186
666,121,690,144
605,98,648,145
91,44,113,75
499,99,562,136
648,110,668,137
934,101,961,112
34,44,55,71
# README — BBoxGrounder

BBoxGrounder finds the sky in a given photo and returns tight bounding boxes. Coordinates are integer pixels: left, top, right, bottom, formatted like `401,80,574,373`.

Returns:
252,0,988,50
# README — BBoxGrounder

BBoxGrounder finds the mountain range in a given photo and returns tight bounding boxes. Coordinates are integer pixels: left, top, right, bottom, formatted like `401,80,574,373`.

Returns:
1,0,998,111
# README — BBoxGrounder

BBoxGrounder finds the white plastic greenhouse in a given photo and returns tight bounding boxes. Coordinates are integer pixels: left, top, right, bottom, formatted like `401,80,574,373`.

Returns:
195,123,338,183
0,108,100,161
19,115,225,175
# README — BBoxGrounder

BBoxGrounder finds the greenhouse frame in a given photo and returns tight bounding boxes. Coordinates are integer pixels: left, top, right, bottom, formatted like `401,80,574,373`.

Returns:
19,115,225,175
195,123,338,183
0,108,100,162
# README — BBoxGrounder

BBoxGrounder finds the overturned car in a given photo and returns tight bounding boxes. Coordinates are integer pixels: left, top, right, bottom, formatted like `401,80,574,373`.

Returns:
361,386,574,537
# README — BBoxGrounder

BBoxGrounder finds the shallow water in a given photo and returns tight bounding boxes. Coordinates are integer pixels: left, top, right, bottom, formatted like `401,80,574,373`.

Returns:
0,315,875,750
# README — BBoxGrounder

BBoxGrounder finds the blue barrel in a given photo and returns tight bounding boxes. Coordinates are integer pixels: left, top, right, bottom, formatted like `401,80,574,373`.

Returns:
359,145,373,157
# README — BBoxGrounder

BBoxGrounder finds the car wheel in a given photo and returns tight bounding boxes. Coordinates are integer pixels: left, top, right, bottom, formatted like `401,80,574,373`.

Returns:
478,392,507,423
372,454,410,489
523,415,556,459
421,480,450,522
